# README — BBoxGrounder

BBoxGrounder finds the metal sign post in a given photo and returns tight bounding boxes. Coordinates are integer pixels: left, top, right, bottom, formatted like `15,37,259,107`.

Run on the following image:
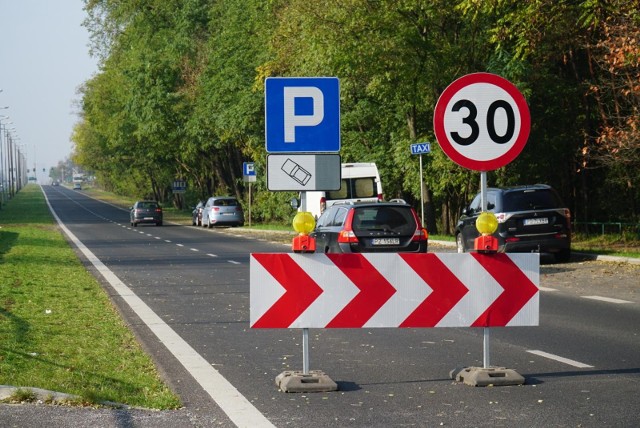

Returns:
410,142,430,227
243,162,256,227
480,171,490,368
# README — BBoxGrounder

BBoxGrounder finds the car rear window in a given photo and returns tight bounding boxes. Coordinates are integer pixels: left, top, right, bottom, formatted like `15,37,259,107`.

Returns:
138,202,158,209
352,206,416,234
503,190,563,211
213,199,238,207
326,178,377,200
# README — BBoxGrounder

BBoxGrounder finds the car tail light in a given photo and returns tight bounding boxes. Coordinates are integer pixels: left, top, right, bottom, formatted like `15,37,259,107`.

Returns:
505,237,520,243
320,197,326,214
213,207,220,212
412,228,428,242
377,193,383,202
337,209,359,244
564,208,571,230
409,209,428,242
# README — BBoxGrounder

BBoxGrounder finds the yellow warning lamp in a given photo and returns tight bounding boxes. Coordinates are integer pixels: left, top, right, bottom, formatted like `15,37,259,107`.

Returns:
292,211,316,253
474,211,499,253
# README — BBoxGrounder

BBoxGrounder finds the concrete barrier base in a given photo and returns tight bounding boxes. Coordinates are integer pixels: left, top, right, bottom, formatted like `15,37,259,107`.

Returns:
450,366,525,387
275,370,338,393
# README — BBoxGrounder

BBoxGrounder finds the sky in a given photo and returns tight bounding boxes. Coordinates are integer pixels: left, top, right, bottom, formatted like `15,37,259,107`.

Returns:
0,1,98,183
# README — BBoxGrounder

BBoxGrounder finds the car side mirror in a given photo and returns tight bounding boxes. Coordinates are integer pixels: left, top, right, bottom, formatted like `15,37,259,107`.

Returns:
462,207,470,215
290,197,299,209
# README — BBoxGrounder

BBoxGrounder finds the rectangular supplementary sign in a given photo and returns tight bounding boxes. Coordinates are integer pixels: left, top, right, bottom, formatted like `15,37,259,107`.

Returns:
267,154,341,191
410,142,431,155
172,180,186,194
250,253,539,328
265,77,340,153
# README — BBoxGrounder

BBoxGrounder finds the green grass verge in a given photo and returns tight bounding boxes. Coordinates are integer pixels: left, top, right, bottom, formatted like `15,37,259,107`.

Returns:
0,184,181,409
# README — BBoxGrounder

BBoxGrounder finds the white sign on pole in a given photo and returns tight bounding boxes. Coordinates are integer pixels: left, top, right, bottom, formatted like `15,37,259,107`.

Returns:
267,154,340,191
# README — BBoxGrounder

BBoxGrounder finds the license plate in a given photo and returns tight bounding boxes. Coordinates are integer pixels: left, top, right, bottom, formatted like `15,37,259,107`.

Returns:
372,238,400,245
523,217,549,226
144,217,154,220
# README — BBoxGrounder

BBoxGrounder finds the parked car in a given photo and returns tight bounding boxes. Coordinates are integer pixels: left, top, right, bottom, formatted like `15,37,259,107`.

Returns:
311,201,428,253
73,182,82,190
202,197,244,228
191,201,204,226
130,200,163,227
455,184,571,262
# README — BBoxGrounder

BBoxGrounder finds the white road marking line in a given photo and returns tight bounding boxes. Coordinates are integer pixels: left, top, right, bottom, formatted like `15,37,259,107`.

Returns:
527,350,594,368
155,237,161,240
190,248,199,252
582,295,632,304
228,260,241,265
43,190,275,428
207,254,218,258
176,243,184,247
538,286,556,292
165,240,172,243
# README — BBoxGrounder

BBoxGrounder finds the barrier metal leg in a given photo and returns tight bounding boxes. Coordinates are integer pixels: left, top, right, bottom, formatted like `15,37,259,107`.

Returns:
302,328,309,375
483,327,490,368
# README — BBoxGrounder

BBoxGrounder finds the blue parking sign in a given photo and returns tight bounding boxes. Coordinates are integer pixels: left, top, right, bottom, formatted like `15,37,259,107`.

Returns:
265,77,340,153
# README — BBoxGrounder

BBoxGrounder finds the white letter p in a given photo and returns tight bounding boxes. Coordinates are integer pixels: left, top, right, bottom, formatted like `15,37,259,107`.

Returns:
283,87,324,143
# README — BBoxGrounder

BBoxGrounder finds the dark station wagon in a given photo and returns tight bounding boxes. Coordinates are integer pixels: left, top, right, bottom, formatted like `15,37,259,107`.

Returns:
311,201,428,254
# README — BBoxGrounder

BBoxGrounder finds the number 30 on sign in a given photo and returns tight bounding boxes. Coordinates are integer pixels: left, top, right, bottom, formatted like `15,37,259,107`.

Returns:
433,73,531,171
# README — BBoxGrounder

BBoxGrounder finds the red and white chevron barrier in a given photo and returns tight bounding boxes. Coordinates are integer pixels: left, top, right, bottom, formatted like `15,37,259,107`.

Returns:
250,253,539,328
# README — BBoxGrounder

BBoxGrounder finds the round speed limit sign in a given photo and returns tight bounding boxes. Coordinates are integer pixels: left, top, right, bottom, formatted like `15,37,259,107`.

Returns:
433,73,530,171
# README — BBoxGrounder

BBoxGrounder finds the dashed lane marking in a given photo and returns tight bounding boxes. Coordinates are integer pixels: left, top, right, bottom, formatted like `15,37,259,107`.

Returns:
582,295,632,304
527,350,594,368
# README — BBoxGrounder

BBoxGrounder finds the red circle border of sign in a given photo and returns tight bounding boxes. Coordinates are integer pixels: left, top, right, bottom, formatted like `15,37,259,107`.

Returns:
433,72,531,171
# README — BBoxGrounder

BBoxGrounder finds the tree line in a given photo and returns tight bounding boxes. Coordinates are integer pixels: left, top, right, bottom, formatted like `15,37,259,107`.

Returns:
73,0,640,233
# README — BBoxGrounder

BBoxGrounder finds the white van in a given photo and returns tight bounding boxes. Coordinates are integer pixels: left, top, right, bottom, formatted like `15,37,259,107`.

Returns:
301,162,383,219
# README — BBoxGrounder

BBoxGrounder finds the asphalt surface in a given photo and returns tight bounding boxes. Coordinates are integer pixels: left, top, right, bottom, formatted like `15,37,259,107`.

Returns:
1,186,639,427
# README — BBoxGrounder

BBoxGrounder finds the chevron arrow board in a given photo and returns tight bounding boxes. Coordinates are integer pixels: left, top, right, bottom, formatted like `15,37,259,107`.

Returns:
250,253,539,328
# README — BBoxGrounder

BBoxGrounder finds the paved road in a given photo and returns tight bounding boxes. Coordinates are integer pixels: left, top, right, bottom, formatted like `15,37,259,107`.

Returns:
2,185,639,427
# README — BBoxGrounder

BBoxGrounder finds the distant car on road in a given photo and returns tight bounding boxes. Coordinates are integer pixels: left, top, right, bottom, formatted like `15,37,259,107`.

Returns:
130,200,163,227
311,201,428,253
73,182,82,190
202,197,244,228
455,184,571,262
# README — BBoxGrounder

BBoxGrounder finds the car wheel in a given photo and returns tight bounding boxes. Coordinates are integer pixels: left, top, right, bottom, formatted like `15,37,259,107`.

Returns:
456,233,465,253
133,222,138,227
192,218,196,226
157,221,163,226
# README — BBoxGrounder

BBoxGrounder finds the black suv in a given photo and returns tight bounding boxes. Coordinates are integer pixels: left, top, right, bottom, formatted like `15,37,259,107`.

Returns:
455,185,571,262
311,202,428,253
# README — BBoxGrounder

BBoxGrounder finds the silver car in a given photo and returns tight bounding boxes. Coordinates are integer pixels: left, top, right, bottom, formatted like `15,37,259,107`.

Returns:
202,197,244,228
